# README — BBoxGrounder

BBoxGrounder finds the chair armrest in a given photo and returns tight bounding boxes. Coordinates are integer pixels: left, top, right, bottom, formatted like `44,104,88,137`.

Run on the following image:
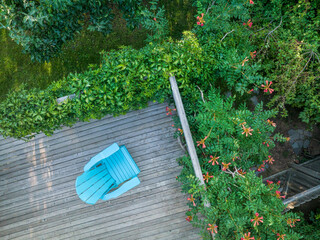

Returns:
102,176,140,201
84,143,120,171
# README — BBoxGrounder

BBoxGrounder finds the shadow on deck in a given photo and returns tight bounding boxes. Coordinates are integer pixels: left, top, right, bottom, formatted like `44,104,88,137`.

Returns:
0,102,200,240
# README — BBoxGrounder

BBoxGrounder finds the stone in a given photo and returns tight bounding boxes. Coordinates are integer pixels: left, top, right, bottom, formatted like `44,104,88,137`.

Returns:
288,129,296,136
292,140,304,155
250,96,258,106
288,129,300,141
297,129,304,136
303,130,312,137
253,89,260,94
303,139,310,148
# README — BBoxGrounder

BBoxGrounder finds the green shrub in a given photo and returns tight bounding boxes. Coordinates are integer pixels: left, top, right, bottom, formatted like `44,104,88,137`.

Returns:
180,171,302,240
250,0,320,123
295,210,320,240
175,89,300,239
0,31,214,139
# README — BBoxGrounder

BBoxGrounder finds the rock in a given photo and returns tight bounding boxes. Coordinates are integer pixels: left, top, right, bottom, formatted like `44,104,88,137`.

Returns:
288,129,296,136
292,140,304,155
253,89,260,94
250,96,258,106
303,140,310,148
297,129,304,135
288,129,300,142
303,130,312,137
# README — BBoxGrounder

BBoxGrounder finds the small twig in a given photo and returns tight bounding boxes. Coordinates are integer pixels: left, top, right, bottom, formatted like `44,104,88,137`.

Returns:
312,138,320,143
206,1,216,14
292,51,313,85
224,169,235,177
220,29,234,42
256,18,282,56
312,51,320,63
196,85,206,103
223,167,245,178
253,19,275,33
265,17,283,43
177,135,187,153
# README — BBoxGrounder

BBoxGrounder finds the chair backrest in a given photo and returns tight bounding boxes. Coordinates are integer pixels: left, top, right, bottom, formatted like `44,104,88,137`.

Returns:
103,146,140,185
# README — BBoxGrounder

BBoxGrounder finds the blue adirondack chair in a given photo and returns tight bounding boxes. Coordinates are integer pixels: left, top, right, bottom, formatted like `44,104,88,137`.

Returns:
75,143,141,204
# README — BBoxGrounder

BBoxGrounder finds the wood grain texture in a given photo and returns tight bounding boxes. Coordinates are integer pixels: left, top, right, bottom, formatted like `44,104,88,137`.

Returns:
0,102,200,240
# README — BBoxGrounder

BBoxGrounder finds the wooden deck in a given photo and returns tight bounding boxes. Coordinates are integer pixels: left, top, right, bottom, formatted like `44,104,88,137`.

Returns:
0,102,200,240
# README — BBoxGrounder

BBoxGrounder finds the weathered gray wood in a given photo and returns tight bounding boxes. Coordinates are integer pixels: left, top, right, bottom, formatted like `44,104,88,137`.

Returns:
1,147,182,197
56,94,76,104
169,76,214,239
0,158,182,214
0,119,174,181
0,102,200,239
0,109,170,167
93,212,193,240
263,157,320,210
0,102,164,158
0,132,180,189
1,166,182,225
7,188,186,239
289,163,320,180
283,185,320,210
1,170,182,227
169,76,204,185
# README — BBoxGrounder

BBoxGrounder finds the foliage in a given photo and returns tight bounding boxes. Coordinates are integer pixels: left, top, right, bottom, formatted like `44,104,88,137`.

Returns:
159,0,195,40
189,0,320,124
180,171,302,240
0,0,195,103
191,0,268,95
0,0,142,62
0,19,147,102
0,31,214,139
295,210,320,240
139,0,169,43
0,0,318,238
249,0,320,123
190,89,286,171
174,88,298,239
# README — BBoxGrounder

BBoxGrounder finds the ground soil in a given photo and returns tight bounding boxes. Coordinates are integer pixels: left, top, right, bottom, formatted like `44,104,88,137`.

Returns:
248,96,320,178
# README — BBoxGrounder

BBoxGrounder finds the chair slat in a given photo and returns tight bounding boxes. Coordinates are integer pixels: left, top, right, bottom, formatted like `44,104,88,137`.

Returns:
120,146,140,175
106,155,122,184
76,165,105,186
86,178,115,204
76,170,109,195
79,173,112,203
114,151,131,180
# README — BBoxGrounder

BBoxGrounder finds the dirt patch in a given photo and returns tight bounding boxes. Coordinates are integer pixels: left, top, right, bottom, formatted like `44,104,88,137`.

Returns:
247,95,320,178
263,108,320,178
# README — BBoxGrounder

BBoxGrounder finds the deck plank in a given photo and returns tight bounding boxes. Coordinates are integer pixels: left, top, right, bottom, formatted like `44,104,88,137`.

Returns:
0,102,200,240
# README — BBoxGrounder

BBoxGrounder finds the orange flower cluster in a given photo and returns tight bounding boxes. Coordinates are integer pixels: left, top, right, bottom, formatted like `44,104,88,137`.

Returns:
209,155,219,165
197,136,208,148
250,212,263,227
207,224,218,234
203,172,213,183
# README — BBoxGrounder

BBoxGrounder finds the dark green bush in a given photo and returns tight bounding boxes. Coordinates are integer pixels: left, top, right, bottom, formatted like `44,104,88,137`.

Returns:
0,0,142,62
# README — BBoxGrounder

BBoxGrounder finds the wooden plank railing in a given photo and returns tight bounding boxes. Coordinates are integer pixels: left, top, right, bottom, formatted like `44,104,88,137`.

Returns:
169,76,215,239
